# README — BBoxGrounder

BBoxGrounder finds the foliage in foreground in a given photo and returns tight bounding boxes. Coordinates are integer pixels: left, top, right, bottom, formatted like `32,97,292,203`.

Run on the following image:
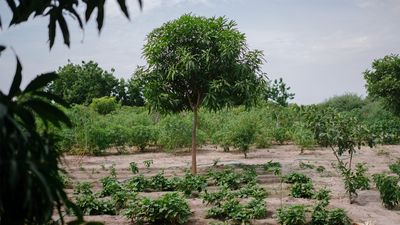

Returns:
123,192,191,225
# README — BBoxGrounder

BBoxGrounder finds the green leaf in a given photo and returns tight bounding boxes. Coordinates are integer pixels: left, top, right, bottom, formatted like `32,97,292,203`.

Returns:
116,0,130,18
57,13,70,47
0,45,5,55
24,72,58,93
33,91,70,107
96,0,105,31
8,56,22,97
22,99,72,127
48,11,56,49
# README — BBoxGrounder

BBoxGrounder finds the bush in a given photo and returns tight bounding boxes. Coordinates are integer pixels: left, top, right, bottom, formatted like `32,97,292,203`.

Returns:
74,182,116,215
158,114,205,151
290,182,315,199
175,171,208,196
291,123,315,152
327,208,351,225
389,159,400,176
123,192,190,225
284,172,311,184
373,174,400,209
129,125,156,151
276,204,306,225
90,96,119,115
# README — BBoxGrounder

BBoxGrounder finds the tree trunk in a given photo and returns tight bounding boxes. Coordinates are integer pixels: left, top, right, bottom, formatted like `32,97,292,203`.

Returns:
191,106,198,174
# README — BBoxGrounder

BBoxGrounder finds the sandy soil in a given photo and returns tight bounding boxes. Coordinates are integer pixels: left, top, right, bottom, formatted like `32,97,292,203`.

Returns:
62,145,400,225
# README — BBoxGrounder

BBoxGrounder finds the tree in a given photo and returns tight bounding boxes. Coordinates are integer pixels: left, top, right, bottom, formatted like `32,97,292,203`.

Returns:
1,0,142,224
264,78,295,107
141,14,266,174
364,54,400,115
49,61,118,105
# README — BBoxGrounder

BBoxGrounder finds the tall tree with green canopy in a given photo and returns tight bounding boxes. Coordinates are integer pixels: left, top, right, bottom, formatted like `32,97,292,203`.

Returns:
364,54,400,115
141,14,266,174
49,61,118,105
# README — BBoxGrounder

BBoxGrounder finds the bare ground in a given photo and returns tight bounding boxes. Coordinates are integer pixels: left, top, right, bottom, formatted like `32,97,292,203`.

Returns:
62,145,400,225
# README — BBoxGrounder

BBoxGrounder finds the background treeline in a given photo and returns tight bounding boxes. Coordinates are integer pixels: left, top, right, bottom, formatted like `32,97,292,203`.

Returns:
46,60,400,156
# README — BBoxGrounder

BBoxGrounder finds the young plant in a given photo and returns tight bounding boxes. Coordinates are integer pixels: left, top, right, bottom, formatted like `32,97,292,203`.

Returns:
276,204,306,225
123,192,190,225
311,109,374,203
143,159,153,168
327,208,351,225
373,173,400,209
129,162,139,174
389,159,400,176
290,182,314,199
284,172,311,184
175,171,208,196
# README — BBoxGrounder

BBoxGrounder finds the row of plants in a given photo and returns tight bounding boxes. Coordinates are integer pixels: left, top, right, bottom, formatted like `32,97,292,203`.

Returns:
53,98,400,156
69,160,361,225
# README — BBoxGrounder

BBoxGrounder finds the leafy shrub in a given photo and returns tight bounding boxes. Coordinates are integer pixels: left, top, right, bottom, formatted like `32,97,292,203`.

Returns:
276,204,306,225
290,182,315,199
90,96,119,115
273,126,290,144
129,125,155,151
337,163,370,203
124,174,149,192
143,159,153,168
99,176,122,197
373,173,400,209
175,171,208,196
129,162,139,174
228,116,258,158
208,168,242,190
237,183,268,200
263,160,282,175
74,182,116,215
148,171,175,191
123,192,190,225
206,197,267,224
158,114,205,151
291,123,315,151
311,203,328,225
284,172,311,184
389,159,400,176
327,208,351,225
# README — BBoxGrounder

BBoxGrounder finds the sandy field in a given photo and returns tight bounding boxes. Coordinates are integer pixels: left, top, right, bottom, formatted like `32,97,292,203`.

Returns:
62,144,400,225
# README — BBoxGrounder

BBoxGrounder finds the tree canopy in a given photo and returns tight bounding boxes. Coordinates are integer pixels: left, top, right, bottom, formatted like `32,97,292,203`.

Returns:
264,78,295,107
49,61,118,105
364,54,400,115
141,14,266,173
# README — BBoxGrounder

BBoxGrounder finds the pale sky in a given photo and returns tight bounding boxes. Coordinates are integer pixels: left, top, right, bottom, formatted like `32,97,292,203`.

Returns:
1,0,400,104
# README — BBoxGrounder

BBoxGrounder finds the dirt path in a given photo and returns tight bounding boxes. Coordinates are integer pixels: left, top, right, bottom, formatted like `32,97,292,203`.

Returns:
62,145,400,225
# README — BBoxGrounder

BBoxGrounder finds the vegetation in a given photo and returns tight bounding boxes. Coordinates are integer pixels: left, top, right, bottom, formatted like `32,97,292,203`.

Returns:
364,54,400,115
141,14,266,173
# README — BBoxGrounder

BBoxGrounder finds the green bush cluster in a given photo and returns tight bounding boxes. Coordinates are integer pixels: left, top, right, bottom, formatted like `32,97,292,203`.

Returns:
123,192,191,225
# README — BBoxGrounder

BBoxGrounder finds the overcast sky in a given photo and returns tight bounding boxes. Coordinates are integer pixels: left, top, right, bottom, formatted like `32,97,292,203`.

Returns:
1,0,400,104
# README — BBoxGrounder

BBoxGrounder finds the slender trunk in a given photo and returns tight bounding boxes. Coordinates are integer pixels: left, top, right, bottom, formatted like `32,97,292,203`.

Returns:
191,106,198,174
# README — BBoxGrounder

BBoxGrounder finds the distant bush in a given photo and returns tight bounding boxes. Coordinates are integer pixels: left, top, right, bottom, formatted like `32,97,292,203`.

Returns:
320,93,365,112
158,114,205,151
90,96,119,115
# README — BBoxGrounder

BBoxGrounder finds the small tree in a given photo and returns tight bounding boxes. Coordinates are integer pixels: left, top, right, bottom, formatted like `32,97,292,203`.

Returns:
364,54,400,115
311,109,374,203
264,78,295,107
141,14,265,173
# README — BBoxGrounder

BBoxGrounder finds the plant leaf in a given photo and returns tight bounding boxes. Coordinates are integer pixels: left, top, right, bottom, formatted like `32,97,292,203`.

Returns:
24,72,58,93
116,0,129,18
8,56,22,97
22,99,72,128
